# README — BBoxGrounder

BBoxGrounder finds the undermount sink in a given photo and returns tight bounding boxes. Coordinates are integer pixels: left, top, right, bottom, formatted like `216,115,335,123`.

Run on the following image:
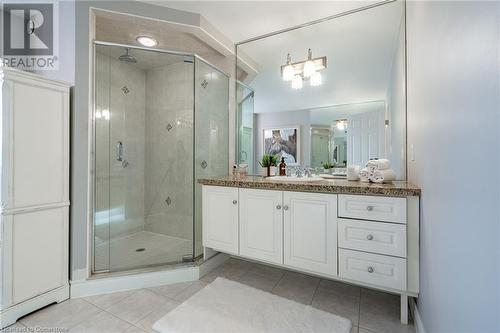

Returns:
268,176,324,182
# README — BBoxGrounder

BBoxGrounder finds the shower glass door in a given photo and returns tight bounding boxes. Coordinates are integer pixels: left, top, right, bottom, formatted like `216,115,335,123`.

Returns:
94,44,195,272
194,59,229,258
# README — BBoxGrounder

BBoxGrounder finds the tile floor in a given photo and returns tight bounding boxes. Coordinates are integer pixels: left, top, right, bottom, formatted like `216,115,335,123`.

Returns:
4,258,414,333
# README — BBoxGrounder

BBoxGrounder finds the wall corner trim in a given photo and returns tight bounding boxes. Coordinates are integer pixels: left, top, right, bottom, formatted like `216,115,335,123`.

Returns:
409,298,426,333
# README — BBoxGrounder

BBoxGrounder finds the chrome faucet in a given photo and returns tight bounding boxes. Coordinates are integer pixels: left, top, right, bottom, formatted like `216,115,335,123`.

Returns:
295,167,304,178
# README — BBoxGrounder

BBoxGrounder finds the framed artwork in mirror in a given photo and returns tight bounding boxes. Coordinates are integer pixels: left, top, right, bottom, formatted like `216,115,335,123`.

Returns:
263,126,300,165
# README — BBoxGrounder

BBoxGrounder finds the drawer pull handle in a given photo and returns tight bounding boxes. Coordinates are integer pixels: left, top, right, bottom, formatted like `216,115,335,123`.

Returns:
276,205,282,210
283,205,289,211
366,234,374,241
367,266,374,273
232,200,238,205
366,205,374,211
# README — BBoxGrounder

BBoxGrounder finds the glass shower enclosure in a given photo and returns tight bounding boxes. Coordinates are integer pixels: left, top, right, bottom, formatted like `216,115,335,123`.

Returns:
93,42,229,273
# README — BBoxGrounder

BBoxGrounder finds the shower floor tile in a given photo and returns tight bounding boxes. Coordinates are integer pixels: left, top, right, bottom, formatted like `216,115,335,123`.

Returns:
94,231,200,271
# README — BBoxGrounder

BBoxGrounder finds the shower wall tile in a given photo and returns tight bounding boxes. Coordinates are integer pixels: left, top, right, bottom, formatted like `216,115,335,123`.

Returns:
144,61,194,241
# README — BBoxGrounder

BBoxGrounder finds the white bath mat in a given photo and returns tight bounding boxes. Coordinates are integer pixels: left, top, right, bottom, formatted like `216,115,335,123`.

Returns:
153,277,351,333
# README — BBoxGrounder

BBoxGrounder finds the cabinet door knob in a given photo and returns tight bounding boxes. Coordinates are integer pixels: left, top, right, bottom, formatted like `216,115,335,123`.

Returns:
366,234,374,241
283,205,289,211
276,205,282,210
232,200,238,205
367,266,374,273
366,205,374,211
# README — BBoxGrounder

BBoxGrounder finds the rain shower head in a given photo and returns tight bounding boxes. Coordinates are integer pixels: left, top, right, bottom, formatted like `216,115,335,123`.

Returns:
118,48,137,63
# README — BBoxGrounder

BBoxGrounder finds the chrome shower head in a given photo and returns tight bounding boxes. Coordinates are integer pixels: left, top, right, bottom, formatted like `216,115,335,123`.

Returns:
118,48,137,63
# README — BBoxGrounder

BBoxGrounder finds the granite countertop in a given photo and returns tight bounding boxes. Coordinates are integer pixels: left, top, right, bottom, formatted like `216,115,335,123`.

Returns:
197,175,421,197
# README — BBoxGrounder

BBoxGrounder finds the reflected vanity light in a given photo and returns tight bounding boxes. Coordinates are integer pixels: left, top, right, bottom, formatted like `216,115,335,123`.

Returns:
136,35,158,47
95,109,110,120
282,54,295,81
310,71,322,87
281,48,327,88
291,74,303,89
303,49,315,78
336,119,347,131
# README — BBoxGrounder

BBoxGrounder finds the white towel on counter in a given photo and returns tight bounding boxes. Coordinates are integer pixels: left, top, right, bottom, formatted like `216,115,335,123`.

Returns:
366,158,391,171
371,169,396,183
359,168,371,182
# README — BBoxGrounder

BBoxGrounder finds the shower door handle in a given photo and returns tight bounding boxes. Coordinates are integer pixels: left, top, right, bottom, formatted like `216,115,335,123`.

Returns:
116,141,123,161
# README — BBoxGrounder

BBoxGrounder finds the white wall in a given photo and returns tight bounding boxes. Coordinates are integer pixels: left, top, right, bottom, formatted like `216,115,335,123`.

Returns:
32,0,75,84
407,2,500,332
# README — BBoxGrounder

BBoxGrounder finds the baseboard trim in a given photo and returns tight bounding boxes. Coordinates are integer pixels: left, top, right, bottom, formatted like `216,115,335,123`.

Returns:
0,284,69,329
70,253,228,298
70,266,198,298
409,297,426,333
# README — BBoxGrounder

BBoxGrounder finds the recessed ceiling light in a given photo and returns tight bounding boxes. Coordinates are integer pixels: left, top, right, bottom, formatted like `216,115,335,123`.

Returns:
136,36,157,47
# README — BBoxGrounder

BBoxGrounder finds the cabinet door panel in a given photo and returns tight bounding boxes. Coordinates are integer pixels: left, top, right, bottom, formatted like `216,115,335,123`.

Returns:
12,82,67,208
202,186,239,254
12,207,68,304
283,192,337,276
240,189,282,264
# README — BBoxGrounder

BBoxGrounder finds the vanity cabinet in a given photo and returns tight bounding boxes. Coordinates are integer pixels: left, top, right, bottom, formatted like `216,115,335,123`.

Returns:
202,186,239,255
239,189,282,264
283,192,337,276
201,181,420,324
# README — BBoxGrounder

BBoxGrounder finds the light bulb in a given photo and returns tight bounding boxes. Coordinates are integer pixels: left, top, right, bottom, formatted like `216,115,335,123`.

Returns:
310,71,322,86
303,60,315,78
282,64,295,81
291,74,303,89
136,36,157,47
303,48,315,78
336,121,345,131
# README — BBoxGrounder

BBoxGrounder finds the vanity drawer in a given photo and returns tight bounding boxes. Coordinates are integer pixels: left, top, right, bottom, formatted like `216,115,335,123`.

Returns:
339,249,406,290
338,195,406,223
338,219,406,257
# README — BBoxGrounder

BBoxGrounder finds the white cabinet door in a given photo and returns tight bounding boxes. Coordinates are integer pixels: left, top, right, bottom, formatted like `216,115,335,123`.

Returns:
2,207,69,306
283,192,337,276
202,186,239,255
239,189,282,264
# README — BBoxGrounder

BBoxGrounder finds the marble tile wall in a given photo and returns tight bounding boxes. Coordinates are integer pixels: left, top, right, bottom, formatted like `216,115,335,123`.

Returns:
143,61,195,242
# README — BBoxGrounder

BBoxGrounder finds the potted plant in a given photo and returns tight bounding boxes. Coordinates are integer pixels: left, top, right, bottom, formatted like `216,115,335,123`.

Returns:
259,154,278,177
322,162,335,174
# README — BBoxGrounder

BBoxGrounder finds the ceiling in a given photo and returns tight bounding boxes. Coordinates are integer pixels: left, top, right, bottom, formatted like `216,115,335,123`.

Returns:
144,1,378,43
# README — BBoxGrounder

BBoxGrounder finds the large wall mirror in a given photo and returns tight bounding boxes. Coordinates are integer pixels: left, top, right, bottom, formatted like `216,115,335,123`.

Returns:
236,0,406,179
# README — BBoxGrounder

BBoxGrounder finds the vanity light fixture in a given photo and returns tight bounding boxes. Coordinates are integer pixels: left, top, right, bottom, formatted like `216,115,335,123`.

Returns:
281,48,327,89
136,35,158,47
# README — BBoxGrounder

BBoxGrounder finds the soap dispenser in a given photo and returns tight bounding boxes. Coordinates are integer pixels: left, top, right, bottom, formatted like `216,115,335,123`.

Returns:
279,157,287,176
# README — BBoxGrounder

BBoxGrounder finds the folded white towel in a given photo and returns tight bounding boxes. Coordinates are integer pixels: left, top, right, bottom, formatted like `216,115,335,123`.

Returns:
366,158,391,171
371,169,396,183
359,168,371,182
